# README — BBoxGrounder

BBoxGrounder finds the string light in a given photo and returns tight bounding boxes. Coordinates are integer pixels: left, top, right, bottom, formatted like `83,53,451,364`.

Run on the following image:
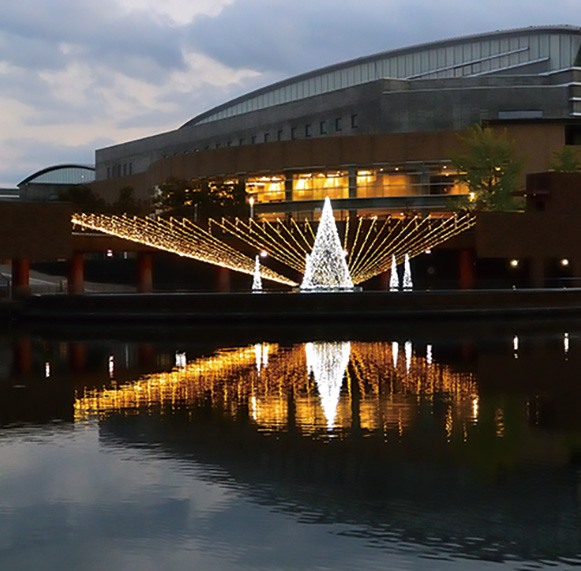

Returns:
72,203,475,288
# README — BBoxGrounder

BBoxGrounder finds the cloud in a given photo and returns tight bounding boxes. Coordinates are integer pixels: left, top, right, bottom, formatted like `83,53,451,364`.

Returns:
0,0,578,185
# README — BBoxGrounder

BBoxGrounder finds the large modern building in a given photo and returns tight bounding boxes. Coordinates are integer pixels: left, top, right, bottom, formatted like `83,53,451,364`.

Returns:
93,26,581,219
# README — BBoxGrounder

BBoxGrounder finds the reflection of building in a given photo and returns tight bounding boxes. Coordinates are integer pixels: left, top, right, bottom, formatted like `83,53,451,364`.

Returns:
93,26,581,219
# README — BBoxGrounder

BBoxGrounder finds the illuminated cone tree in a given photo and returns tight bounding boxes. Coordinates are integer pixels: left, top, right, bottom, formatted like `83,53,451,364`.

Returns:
301,197,353,290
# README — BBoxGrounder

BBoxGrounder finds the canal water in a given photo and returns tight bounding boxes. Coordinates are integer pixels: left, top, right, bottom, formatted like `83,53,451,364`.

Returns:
1,320,581,570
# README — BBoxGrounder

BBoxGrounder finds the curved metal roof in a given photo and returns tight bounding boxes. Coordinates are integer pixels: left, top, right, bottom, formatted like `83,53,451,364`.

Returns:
182,25,581,128
18,164,96,187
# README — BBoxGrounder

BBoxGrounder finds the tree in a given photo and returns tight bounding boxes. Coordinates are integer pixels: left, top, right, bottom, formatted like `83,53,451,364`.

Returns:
59,185,106,212
154,177,247,221
450,125,525,211
112,186,139,215
548,146,581,173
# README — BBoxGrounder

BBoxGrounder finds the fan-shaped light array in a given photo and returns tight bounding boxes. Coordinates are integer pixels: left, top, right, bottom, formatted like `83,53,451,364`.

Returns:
72,208,475,287
72,212,297,286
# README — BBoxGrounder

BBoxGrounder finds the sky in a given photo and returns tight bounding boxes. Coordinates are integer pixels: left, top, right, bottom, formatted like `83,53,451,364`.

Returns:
0,0,578,186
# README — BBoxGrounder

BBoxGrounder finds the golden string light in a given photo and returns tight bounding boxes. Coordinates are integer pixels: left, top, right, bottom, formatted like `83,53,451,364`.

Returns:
72,209,475,287
72,212,297,286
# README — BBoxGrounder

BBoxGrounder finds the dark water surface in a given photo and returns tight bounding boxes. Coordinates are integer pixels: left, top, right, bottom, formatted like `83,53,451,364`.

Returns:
1,320,581,570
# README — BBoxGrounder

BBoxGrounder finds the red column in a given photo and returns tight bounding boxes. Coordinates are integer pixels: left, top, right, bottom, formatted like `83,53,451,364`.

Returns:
68,252,84,294
12,258,30,298
13,336,32,376
137,252,153,293
379,269,390,290
216,266,230,292
458,248,476,290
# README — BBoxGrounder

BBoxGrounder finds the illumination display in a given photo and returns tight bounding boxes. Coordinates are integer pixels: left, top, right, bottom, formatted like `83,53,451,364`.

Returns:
390,255,399,291
72,213,296,287
300,197,353,290
72,201,476,287
74,341,477,437
305,341,351,429
403,253,413,290
252,255,262,291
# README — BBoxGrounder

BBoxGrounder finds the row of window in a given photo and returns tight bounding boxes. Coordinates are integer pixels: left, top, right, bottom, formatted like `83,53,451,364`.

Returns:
207,114,359,151
107,163,133,179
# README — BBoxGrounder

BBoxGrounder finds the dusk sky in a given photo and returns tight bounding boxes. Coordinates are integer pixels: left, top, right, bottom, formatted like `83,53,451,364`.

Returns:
0,0,578,186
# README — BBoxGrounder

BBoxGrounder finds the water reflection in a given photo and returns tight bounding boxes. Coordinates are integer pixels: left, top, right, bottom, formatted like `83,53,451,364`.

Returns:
3,326,581,568
74,340,477,439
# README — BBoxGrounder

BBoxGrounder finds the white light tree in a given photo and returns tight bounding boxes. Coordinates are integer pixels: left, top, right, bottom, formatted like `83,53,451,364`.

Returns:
301,197,353,290
389,255,399,291
403,253,413,290
252,255,262,292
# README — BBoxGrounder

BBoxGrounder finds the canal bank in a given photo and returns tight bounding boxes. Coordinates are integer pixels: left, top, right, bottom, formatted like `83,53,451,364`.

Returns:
11,288,581,323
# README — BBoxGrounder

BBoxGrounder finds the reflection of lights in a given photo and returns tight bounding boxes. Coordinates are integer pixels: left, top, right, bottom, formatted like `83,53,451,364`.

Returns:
564,332,570,355
108,355,114,379
472,395,479,423
74,342,477,438
45,362,51,379
426,344,433,365
305,341,351,430
495,407,505,438
392,341,399,368
175,351,187,369
513,335,519,352
405,341,412,373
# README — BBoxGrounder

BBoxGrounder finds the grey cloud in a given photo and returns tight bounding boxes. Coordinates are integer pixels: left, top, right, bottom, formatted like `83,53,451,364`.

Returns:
186,0,577,77
0,1,187,82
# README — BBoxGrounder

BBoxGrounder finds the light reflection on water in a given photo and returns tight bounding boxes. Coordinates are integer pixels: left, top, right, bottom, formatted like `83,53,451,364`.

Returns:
0,327,581,569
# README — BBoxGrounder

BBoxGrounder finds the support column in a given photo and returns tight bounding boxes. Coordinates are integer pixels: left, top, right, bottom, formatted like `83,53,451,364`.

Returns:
13,336,32,376
216,266,230,292
458,248,476,290
349,363,361,438
68,342,87,375
137,252,153,293
67,252,84,294
530,257,545,288
379,269,391,291
12,258,30,298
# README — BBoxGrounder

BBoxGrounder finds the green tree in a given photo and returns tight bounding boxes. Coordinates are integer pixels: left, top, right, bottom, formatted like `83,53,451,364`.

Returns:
154,177,247,221
59,185,106,212
450,125,525,211
112,186,139,215
548,146,581,172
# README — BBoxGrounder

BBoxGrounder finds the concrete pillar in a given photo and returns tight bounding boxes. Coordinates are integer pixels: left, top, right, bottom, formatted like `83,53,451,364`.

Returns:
11,258,30,298
458,248,476,290
67,252,84,294
137,252,153,293
349,364,361,437
68,342,87,375
216,266,230,292
530,257,545,288
284,172,293,201
13,336,32,376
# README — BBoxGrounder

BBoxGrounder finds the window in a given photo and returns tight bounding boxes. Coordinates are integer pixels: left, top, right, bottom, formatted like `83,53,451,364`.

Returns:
291,127,298,140
107,167,111,179
215,143,221,149
264,132,270,143
227,141,232,147
251,136,257,144
305,124,312,138
335,117,343,132
320,120,327,135
277,129,283,141
351,113,359,129
128,163,133,176
239,138,245,146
